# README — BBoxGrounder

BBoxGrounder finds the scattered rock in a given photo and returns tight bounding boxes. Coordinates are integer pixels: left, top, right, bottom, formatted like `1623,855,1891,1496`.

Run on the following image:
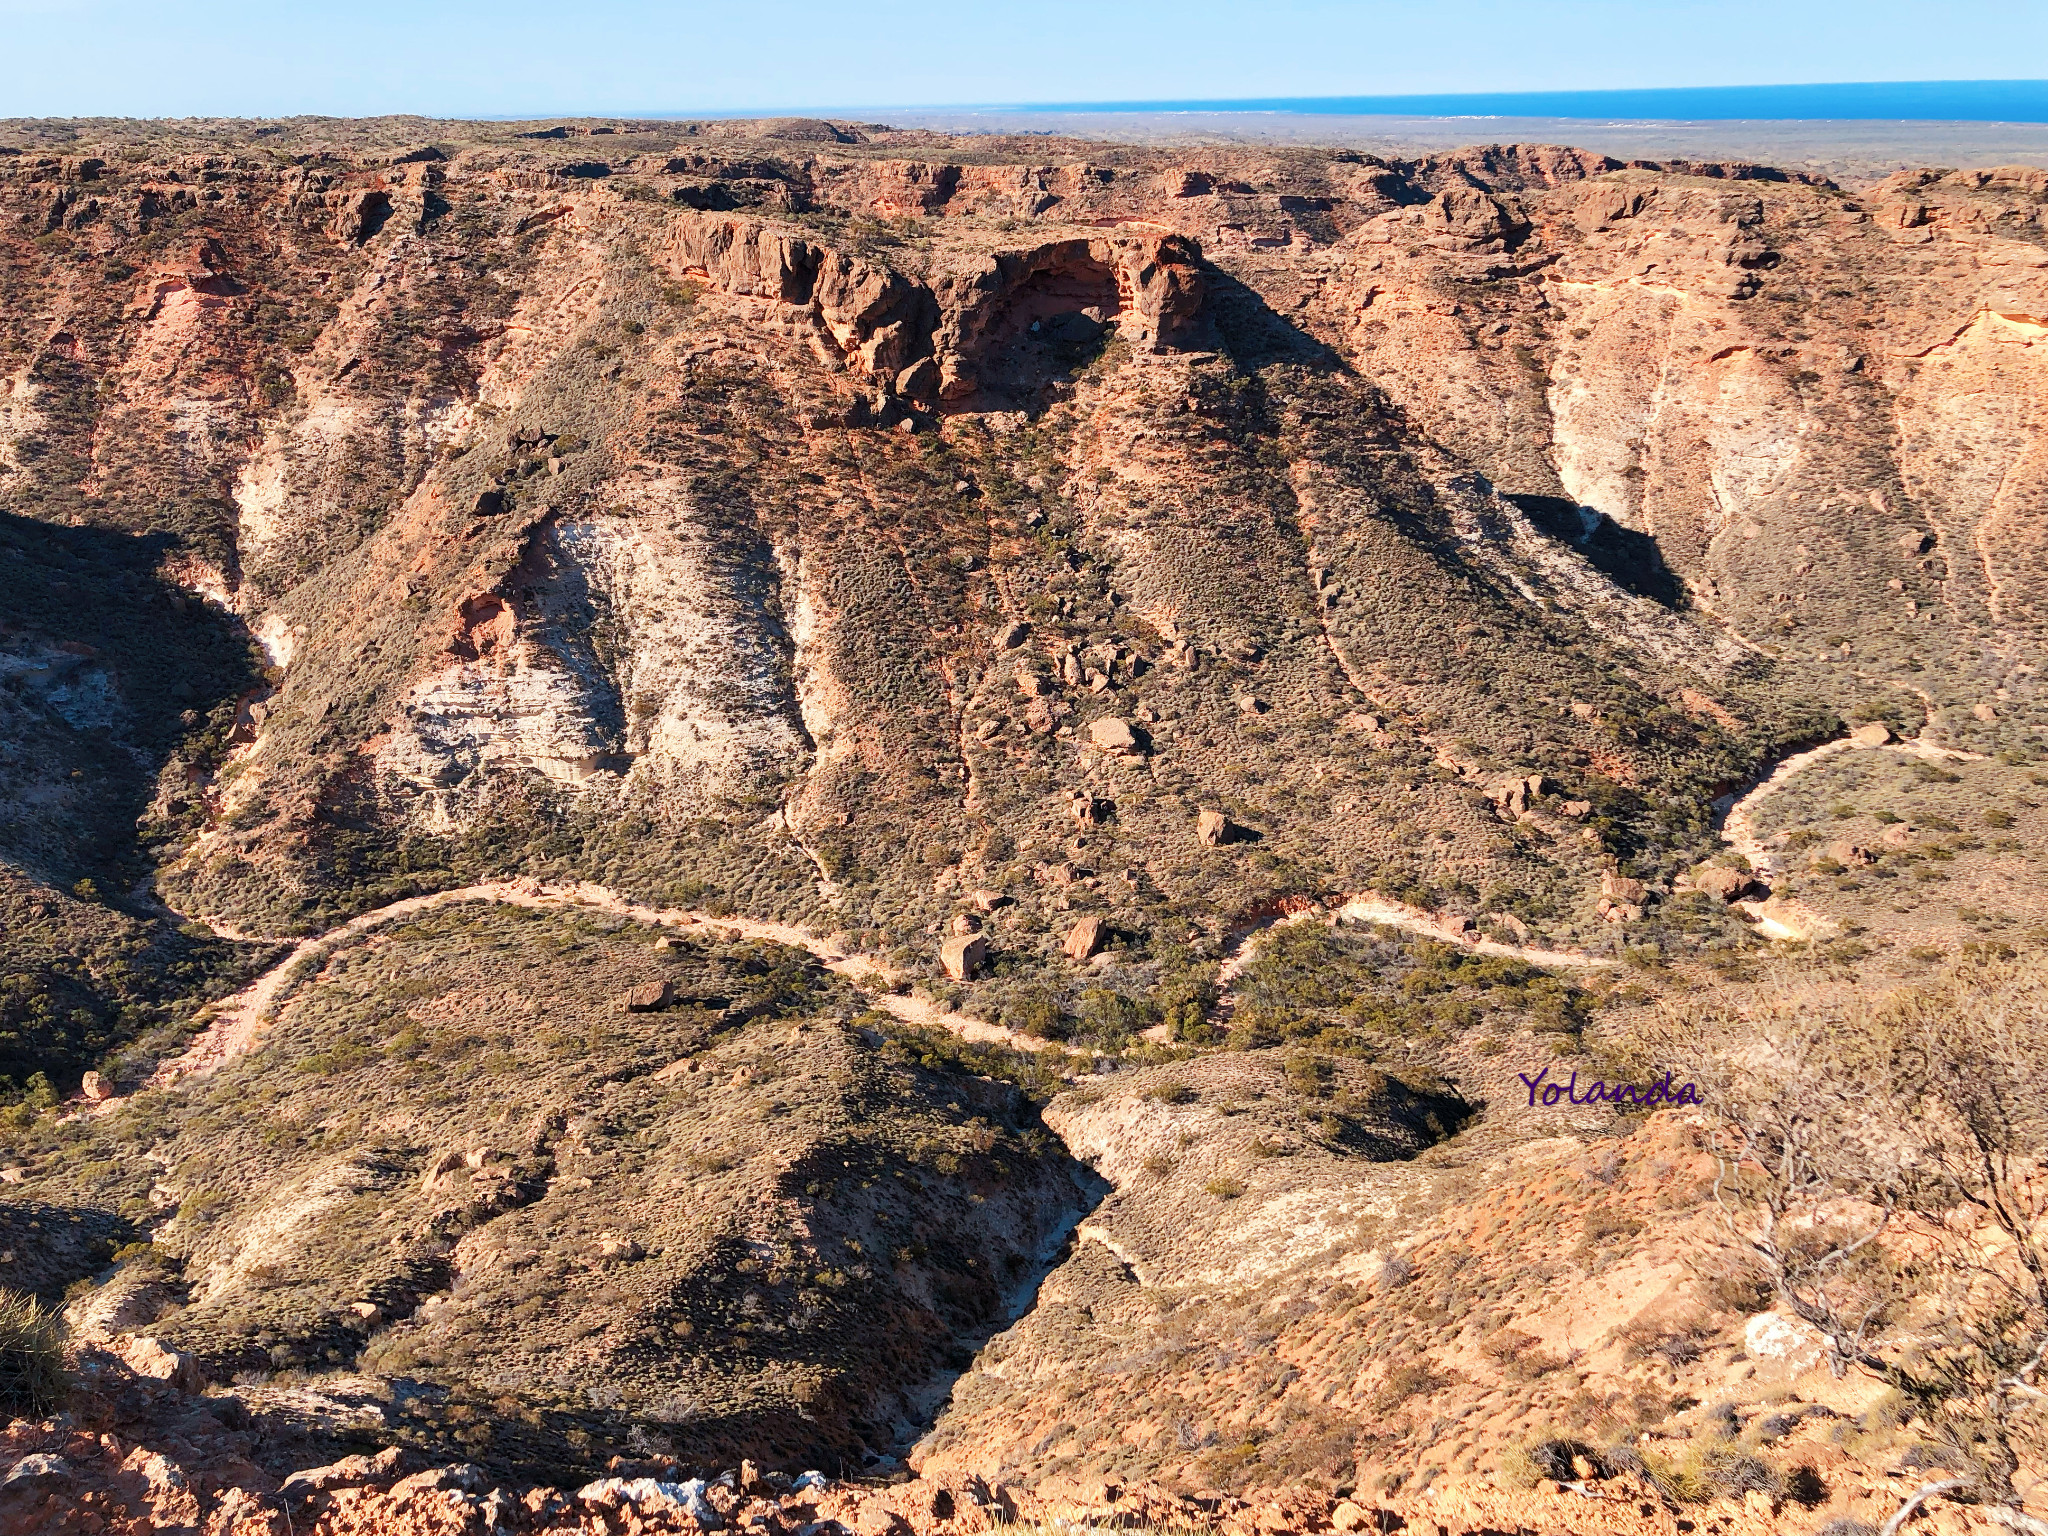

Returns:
1745,1309,1826,1372
995,621,1029,650
596,1234,644,1262
1087,716,1139,752
1880,823,1918,848
1599,871,1647,903
1063,915,1105,962
114,1335,206,1393
280,1446,406,1499
1693,867,1754,903
1489,772,1548,817
1848,720,1893,747
1236,694,1268,715
1825,840,1875,867
420,1148,468,1191
1196,809,1239,847
1973,701,1999,722
1016,670,1053,699
1070,792,1110,826
620,980,676,1012
939,933,987,981
2,1454,70,1486
1558,800,1592,819
949,913,981,935
970,889,1011,913
1485,911,1530,940
579,1475,722,1526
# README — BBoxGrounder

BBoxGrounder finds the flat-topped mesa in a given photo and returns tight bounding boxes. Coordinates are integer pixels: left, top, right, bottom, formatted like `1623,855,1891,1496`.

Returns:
659,210,1205,399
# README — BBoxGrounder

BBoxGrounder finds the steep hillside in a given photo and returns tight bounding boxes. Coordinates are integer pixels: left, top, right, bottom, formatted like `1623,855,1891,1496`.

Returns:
2,115,2046,1536
16,119,2023,1081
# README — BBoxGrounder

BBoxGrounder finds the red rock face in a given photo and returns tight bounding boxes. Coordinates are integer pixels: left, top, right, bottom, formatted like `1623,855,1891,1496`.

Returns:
2,122,2043,1536
4,130,2034,954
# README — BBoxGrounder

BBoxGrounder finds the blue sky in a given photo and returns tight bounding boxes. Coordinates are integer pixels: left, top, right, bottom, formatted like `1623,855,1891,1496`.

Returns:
0,0,2041,119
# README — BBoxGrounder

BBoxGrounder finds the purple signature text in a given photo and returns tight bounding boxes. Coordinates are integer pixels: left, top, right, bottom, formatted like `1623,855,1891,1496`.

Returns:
1518,1067,1702,1109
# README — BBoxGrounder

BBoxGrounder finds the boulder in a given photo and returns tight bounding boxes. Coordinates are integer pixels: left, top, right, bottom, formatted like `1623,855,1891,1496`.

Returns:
1,1455,70,1487
1744,1310,1826,1372
620,980,675,1012
280,1447,405,1499
1486,911,1531,940
1848,720,1893,747
1880,823,1918,848
1070,792,1109,826
420,1148,467,1191
1016,670,1053,699
940,933,987,981
79,1071,114,1102
1087,716,1138,752
596,1234,644,1262
970,889,1011,913
995,620,1029,650
115,1335,206,1393
949,913,981,935
1063,915,1105,962
1558,800,1592,819
1489,773,1548,817
1196,809,1238,847
1693,867,1753,903
1826,840,1875,867
1599,871,1647,902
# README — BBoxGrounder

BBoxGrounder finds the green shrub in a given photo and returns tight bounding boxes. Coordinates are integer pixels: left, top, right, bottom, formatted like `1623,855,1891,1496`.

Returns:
0,1290,67,1417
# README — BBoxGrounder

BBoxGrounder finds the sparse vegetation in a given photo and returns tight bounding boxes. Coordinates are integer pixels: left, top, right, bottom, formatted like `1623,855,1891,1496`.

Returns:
0,1288,68,1416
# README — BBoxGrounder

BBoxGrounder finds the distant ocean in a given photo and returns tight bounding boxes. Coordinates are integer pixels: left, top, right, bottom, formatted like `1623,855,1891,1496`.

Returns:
990,80,2048,124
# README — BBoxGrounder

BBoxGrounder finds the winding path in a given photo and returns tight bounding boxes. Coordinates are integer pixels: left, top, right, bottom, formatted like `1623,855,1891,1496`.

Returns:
127,879,1048,1103
114,715,1969,1105
1213,894,1614,990
126,865,1645,1102
1712,726,1984,940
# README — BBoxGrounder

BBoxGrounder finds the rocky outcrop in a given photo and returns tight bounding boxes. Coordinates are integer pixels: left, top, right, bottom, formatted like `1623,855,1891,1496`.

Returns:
662,211,1205,398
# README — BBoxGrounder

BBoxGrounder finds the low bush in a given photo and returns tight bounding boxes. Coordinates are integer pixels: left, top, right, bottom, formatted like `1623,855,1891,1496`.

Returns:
0,1289,67,1416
